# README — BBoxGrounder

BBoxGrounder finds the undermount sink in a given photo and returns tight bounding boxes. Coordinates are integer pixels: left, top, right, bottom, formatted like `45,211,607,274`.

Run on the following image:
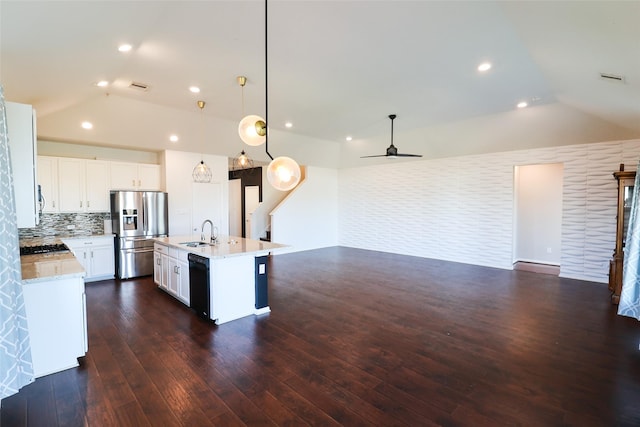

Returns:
180,241,213,247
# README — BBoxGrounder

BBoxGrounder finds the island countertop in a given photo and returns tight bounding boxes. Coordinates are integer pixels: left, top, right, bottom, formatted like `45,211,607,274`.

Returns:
153,235,286,259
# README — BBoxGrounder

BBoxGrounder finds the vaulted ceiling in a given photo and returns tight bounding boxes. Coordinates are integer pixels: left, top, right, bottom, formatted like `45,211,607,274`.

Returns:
1,1,638,168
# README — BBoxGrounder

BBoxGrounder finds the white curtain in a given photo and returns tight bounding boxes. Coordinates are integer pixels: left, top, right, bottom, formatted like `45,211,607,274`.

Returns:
619,161,640,321
0,86,34,399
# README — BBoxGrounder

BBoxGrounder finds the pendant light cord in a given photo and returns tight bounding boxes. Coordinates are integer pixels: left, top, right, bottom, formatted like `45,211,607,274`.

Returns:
264,0,273,160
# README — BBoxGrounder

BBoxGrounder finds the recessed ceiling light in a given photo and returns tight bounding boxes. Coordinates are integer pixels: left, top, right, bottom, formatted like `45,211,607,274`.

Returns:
95,80,109,87
346,136,353,141
285,122,293,128
118,44,132,53
169,135,179,142
478,62,492,72
517,101,528,109
81,121,93,130
189,86,200,93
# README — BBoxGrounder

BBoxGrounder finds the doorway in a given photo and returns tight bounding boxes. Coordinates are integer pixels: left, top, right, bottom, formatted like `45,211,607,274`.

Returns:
513,163,563,274
228,167,262,238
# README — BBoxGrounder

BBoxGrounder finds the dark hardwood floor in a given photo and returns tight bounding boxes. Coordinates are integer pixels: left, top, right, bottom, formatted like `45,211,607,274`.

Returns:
2,247,640,426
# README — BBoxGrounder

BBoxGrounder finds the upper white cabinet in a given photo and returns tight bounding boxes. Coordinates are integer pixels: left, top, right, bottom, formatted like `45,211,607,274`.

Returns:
109,162,161,191
37,155,59,213
6,101,38,227
58,158,109,212
36,156,162,213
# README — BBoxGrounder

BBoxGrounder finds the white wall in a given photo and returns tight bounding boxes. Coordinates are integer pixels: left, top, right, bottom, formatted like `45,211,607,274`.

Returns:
514,163,563,265
271,166,339,253
339,138,640,284
163,150,229,237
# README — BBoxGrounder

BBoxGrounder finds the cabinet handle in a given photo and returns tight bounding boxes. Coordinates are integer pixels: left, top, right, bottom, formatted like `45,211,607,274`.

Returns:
83,252,87,259
156,258,161,265
80,201,83,208
87,201,90,207
132,179,136,187
91,251,94,258
138,179,141,187
52,201,56,208
176,266,180,274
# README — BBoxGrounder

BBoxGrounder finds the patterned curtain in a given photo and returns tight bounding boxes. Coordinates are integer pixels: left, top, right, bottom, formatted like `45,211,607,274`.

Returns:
0,86,34,399
619,162,640,321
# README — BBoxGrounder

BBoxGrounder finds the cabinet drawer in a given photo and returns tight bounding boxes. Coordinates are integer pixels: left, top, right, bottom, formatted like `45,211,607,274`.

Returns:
168,247,190,262
154,243,169,255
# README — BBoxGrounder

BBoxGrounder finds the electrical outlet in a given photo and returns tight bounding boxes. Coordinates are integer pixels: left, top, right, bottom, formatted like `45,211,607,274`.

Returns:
67,225,75,230
546,247,552,253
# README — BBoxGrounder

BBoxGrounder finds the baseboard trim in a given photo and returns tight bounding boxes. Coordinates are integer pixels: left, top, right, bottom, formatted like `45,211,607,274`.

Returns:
513,261,560,276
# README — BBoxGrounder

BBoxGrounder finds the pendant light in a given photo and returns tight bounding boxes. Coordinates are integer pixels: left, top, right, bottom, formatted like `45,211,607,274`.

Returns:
263,0,301,191
192,100,212,183
233,76,255,170
237,75,266,146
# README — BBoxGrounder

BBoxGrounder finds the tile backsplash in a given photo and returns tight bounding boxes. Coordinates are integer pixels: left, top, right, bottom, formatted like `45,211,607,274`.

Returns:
19,212,110,239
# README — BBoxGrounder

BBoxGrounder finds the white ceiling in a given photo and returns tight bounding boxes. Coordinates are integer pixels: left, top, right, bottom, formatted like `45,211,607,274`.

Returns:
1,1,639,169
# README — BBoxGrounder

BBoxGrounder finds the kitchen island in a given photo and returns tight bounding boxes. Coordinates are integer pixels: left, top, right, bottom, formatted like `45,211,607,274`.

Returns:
20,251,87,378
153,235,285,325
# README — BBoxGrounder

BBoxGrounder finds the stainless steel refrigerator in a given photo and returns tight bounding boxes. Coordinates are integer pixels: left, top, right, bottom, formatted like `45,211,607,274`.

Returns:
110,190,168,279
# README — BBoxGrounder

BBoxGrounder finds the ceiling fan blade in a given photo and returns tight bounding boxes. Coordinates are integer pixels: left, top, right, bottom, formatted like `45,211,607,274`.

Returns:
362,114,423,159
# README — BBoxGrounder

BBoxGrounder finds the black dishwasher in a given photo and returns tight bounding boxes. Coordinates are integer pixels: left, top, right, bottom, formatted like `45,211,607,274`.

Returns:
188,253,211,319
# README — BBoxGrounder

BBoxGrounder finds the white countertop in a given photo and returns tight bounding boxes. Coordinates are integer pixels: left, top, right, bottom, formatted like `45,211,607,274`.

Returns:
154,235,286,259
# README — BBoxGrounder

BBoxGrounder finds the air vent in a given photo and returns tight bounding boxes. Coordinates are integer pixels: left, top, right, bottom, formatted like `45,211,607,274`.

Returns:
599,73,625,83
129,81,150,91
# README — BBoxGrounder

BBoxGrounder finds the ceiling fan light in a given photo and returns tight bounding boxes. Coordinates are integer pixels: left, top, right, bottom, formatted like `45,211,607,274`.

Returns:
267,156,301,191
239,114,266,146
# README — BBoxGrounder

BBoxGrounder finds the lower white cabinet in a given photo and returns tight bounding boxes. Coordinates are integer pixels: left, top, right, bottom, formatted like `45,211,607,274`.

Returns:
63,235,115,282
22,277,87,378
154,243,190,305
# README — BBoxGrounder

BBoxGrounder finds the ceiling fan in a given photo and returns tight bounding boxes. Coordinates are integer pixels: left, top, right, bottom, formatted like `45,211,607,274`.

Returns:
361,114,423,158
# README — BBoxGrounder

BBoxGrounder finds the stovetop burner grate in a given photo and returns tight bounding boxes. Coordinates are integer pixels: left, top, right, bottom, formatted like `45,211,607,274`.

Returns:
20,243,70,256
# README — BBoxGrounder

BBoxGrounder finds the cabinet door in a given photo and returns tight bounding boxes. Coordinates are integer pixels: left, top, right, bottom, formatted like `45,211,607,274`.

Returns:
109,162,139,190
167,257,179,296
153,251,163,286
58,158,85,212
37,156,59,213
74,249,91,275
160,253,170,291
85,160,109,212
89,244,115,279
177,259,190,304
6,102,38,227
138,164,161,190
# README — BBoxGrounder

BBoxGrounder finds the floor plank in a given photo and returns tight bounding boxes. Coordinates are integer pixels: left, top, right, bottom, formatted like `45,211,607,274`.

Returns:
2,247,640,426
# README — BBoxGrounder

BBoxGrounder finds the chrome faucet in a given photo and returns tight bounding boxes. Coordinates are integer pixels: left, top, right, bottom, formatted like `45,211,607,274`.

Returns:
200,219,217,243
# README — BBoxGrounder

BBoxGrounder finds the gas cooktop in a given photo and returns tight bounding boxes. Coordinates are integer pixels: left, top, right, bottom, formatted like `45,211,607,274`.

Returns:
20,243,70,256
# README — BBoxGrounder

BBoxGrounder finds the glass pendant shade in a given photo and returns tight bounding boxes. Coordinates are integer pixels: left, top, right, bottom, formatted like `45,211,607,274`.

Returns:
238,114,266,146
233,150,254,170
192,160,212,183
267,156,301,191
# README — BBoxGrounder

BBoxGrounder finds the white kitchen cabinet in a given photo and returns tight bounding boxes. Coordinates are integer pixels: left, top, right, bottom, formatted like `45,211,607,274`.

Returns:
169,248,190,304
110,161,161,191
154,243,189,304
6,101,38,227
154,242,170,291
37,156,59,213
22,276,87,378
63,236,115,282
58,158,109,212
